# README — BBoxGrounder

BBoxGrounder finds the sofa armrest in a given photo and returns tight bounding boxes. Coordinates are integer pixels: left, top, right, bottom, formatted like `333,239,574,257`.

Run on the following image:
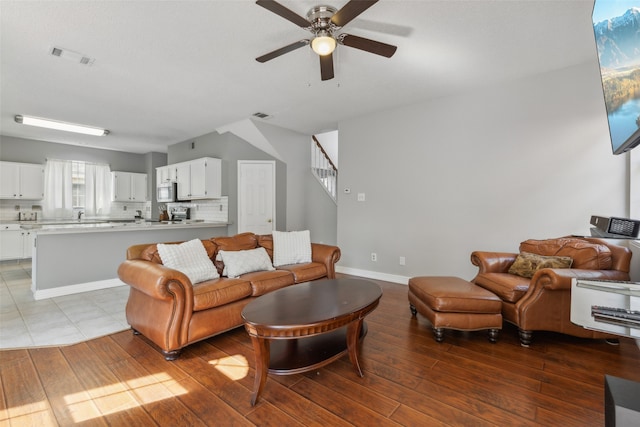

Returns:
118,259,195,303
470,251,517,274
117,259,195,351
311,243,341,279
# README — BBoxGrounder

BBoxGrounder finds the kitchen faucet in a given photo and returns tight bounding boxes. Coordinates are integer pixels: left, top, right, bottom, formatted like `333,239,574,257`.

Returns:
77,211,84,221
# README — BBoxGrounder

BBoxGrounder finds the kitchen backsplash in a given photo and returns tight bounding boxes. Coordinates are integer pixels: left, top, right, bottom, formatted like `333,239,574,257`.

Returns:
0,196,228,223
164,196,228,223
0,201,43,221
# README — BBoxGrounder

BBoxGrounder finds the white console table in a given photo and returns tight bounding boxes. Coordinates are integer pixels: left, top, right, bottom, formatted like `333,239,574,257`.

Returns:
571,279,640,338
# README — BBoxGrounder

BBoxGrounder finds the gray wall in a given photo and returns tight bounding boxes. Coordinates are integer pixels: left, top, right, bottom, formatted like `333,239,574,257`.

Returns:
0,135,158,173
337,61,629,281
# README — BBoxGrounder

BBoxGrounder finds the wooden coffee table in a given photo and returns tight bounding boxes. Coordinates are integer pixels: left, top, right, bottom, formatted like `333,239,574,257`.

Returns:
241,278,382,405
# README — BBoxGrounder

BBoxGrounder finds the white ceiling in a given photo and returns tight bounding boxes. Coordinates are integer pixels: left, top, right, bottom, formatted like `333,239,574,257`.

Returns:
0,0,597,154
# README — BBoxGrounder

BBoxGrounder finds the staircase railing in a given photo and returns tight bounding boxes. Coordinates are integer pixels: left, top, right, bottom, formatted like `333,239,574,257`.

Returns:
311,135,337,203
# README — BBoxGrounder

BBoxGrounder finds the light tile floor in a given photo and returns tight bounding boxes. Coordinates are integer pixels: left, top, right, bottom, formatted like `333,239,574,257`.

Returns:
0,259,130,349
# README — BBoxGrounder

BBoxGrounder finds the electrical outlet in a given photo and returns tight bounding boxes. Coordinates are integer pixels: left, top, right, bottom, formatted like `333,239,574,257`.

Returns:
371,252,377,262
399,256,406,266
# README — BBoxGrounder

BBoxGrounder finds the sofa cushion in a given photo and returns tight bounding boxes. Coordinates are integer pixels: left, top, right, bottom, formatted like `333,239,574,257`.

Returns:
211,233,258,275
519,238,612,270
216,247,275,278
192,278,253,311
242,270,295,296
272,230,312,266
276,262,327,283
508,252,573,278
141,240,216,264
474,273,530,303
156,239,219,284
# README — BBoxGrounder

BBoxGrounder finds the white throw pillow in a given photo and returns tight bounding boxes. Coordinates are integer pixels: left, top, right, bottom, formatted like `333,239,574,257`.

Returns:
272,230,312,267
216,247,275,278
157,239,219,284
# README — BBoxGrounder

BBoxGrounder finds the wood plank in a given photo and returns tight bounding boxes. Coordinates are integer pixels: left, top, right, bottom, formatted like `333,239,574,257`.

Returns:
29,347,106,426
290,378,403,427
60,341,156,426
0,348,56,423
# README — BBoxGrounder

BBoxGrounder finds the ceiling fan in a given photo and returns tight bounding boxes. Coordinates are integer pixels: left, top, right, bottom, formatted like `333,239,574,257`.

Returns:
255,0,397,81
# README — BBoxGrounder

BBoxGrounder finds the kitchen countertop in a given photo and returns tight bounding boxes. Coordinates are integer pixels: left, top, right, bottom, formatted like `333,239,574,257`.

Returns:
2,219,228,234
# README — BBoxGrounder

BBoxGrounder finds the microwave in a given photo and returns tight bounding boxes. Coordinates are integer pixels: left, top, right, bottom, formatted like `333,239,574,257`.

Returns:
157,182,177,202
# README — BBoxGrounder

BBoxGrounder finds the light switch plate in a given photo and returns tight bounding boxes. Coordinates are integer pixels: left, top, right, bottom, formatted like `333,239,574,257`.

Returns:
357,193,365,201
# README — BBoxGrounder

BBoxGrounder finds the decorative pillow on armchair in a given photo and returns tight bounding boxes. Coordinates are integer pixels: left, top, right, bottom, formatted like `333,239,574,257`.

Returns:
508,251,573,278
157,239,220,284
272,230,312,266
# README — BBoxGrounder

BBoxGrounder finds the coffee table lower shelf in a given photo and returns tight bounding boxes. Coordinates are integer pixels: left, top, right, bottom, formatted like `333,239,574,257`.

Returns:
268,323,368,375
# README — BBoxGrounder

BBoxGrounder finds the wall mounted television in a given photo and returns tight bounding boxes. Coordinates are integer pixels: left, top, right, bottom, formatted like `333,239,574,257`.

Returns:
592,1,640,155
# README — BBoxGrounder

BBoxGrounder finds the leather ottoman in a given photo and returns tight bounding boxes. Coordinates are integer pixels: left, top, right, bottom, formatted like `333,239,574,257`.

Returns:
408,276,503,343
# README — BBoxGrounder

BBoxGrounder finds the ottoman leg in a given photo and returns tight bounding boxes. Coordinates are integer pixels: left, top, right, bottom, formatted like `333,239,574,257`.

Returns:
487,329,499,343
433,327,445,343
409,304,417,316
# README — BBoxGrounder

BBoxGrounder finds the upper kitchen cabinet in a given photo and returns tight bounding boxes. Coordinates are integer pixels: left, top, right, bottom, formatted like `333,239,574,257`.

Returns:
156,165,177,184
175,157,221,200
0,161,44,199
112,171,147,202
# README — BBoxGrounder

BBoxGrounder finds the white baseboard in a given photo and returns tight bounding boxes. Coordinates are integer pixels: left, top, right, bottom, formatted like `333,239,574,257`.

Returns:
336,266,410,285
33,278,126,300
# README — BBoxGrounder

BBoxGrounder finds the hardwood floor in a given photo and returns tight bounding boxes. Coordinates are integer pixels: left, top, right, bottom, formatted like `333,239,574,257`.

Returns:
2,278,639,426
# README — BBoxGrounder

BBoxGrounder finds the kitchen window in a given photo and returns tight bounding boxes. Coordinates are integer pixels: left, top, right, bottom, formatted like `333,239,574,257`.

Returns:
43,159,111,218
72,161,86,209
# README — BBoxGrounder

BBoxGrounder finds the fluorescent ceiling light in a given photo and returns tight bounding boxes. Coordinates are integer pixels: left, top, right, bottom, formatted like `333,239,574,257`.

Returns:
15,115,109,136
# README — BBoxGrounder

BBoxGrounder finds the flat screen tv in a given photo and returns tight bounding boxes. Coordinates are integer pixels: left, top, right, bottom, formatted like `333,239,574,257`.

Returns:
592,1,640,155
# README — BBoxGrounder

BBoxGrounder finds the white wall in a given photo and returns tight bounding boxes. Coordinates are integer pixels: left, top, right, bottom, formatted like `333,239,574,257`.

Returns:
337,61,628,282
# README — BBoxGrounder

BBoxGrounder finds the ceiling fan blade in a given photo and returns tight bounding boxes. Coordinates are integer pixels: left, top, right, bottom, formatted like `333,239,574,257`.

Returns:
256,40,309,63
331,0,378,27
319,53,334,81
340,34,397,58
255,0,310,28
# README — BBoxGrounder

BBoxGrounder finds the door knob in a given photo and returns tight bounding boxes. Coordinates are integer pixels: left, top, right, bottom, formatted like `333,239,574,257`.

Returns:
267,219,272,223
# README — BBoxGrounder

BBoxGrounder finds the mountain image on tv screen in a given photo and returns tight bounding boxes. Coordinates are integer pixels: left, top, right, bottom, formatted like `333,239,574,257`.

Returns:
592,3,640,154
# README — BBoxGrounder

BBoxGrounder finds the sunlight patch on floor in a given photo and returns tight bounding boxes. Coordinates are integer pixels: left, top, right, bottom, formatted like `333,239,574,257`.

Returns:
1,400,51,422
209,355,250,381
63,373,187,423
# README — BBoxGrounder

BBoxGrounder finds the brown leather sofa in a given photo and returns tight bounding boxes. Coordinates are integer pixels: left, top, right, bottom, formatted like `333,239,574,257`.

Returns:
470,237,632,346
118,232,341,360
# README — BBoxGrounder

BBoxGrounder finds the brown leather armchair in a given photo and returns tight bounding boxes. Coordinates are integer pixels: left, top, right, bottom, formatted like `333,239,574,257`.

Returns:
470,237,632,346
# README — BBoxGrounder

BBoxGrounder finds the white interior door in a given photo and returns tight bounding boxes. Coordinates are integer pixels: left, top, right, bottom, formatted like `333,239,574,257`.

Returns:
238,161,275,234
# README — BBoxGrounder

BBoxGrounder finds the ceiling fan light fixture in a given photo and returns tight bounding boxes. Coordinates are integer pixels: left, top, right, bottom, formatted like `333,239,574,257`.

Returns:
311,33,336,56
15,115,109,136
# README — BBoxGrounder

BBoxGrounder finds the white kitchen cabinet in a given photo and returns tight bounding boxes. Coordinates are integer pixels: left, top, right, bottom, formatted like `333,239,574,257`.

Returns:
156,165,177,184
175,157,221,200
0,225,23,260
0,225,37,260
0,161,45,199
21,229,36,258
112,172,147,202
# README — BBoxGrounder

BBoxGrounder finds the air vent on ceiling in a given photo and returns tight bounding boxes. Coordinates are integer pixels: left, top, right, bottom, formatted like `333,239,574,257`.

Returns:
252,112,271,119
50,46,95,66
